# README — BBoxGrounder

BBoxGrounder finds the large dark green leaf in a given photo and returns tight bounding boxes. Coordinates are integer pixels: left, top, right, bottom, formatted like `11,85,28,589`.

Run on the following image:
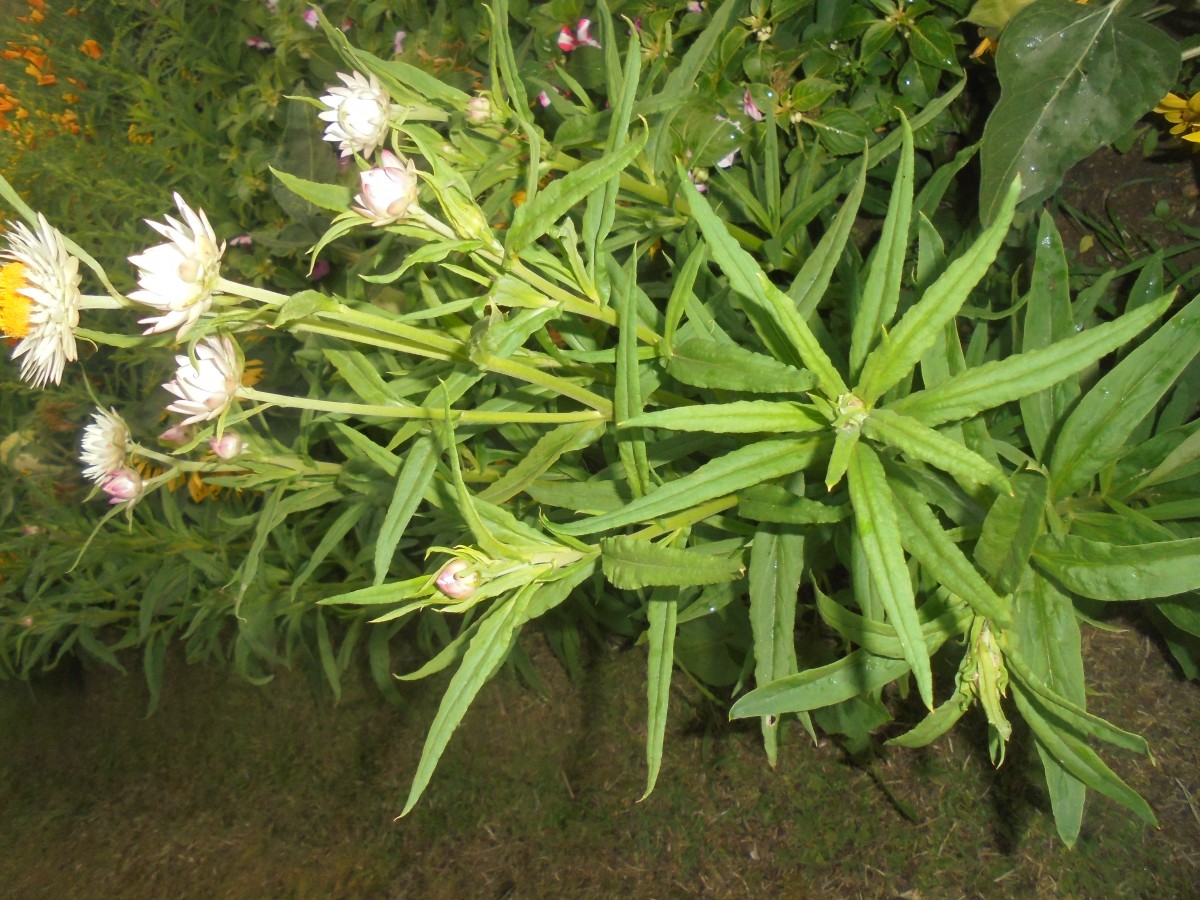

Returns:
978,0,1178,222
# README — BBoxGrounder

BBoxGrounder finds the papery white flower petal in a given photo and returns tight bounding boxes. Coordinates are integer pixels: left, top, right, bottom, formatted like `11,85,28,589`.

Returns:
318,70,396,159
1,213,82,388
163,335,242,426
128,193,224,341
79,406,131,484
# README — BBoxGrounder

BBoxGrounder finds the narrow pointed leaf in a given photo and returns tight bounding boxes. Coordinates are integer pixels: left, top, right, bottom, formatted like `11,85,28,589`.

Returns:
864,408,1010,494
665,338,817,393
601,536,744,589
855,178,1020,405
891,294,1172,426
1050,293,1198,499
624,400,825,434
1032,534,1200,601
846,443,933,708
642,589,677,799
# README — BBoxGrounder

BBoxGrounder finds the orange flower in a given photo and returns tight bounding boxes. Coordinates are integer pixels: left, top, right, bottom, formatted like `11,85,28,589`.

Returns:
28,0,48,9
66,6,80,15
79,39,102,59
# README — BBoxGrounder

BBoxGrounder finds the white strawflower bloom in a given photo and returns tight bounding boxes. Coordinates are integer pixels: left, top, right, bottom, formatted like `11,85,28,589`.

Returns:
318,71,396,158
0,214,82,388
80,407,131,484
128,193,225,341
353,150,421,224
164,335,242,426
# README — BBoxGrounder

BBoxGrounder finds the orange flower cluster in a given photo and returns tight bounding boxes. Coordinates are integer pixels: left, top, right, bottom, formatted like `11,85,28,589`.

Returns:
0,0,103,146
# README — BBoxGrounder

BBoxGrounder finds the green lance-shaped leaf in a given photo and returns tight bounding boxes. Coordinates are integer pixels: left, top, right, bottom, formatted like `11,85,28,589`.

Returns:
582,19,641,282
676,164,847,397
401,586,534,816
890,476,1012,626
1032,534,1200,601
890,294,1173,427
374,435,439,585
850,114,914,380
864,408,1010,495
269,166,352,213
642,588,678,799
739,485,849,525
1019,211,1078,460
749,527,804,765
480,421,606,505
601,536,744,590
665,338,817,394
731,649,912,718
978,0,1178,223
846,442,934,708
855,177,1020,405
559,437,828,536
1008,568,1087,844
1050,293,1199,499
973,471,1049,595
1011,680,1158,839
887,687,972,749
815,584,973,660
789,153,868,321
506,126,648,254
623,400,825,435
615,251,651,498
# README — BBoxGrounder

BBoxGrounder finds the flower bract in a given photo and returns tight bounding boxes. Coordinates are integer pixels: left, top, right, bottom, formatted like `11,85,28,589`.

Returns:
1,213,81,387
318,71,396,159
79,406,131,484
164,335,243,426
128,193,224,341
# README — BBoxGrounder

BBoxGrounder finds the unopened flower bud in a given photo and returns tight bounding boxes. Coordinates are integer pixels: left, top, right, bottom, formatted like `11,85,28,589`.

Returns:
159,423,195,446
353,150,420,225
466,94,492,125
209,432,247,460
435,559,479,600
102,467,144,505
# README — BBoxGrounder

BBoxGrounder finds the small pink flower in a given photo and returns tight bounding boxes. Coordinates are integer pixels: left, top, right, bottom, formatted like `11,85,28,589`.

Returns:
687,2,705,13
537,90,552,108
245,36,273,51
716,149,739,169
340,18,353,32
557,27,577,52
436,559,478,600
229,233,253,247
743,90,764,122
102,468,144,505
575,19,601,48
309,259,331,281
209,432,247,460
22,524,43,536
466,94,492,124
303,8,318,28
393,30,407,54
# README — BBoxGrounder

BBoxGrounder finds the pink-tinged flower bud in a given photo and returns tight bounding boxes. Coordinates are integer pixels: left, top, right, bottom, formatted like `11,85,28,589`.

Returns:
435,559,478,600
687,1,705,13
158,423,195,446
393,30,407,55
353,150,420,225
303,8,318,28
537,90,552,108
716,149,739,169
22,524,42,536
102,467,144,505
466,94,492,125
557,27,577,52
743,90,764,122
229,233,253,247
209,432,247,460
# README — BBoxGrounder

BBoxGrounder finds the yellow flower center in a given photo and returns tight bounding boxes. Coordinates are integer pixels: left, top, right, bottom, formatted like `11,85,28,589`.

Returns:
0,261,32,338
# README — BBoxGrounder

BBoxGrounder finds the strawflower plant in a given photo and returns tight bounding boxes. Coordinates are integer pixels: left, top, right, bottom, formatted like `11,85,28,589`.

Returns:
1,0,1198,851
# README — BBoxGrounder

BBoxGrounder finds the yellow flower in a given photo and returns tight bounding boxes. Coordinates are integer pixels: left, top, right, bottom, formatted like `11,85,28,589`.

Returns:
1155,92,1200,144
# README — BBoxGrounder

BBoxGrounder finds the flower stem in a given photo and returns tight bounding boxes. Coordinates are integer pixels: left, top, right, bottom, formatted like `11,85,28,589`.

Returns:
217,277,289,306
236,386,608,424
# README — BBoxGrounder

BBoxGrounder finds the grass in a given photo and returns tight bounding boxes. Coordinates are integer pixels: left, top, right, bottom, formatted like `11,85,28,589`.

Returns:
1,617,1196,898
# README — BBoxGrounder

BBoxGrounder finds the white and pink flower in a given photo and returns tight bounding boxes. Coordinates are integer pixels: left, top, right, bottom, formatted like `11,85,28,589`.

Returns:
163,335,242,426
